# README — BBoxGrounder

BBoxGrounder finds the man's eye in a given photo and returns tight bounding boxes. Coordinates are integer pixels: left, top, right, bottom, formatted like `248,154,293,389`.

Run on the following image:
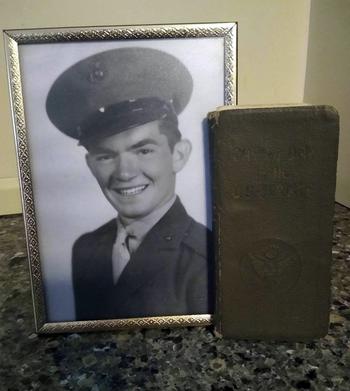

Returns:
138,148,154,156
95,155,113,162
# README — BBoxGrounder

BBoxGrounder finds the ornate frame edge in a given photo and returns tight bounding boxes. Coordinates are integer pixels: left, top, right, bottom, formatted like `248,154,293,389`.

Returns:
223,23,237,105
3,22,237,333
38,314,212,334
3,32,46,331
5,22,236,43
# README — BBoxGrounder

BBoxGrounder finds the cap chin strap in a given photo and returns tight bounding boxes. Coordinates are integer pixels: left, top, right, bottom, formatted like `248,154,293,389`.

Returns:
77,97,178,145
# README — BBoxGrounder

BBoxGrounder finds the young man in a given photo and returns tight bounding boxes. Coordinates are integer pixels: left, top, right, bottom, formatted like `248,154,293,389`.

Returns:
46,47,213,320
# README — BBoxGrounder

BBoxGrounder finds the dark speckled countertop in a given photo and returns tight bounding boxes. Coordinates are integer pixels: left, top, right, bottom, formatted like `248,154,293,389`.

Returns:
1,204,350,391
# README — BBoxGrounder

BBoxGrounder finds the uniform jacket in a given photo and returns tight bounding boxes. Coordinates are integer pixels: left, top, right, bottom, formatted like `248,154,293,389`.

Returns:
72,198,213,320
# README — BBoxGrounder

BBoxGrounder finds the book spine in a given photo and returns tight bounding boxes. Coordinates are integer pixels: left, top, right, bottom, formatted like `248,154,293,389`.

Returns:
208,112,223,335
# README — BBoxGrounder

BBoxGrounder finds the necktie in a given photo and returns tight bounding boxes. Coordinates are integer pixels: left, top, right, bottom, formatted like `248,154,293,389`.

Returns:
112,224,131,285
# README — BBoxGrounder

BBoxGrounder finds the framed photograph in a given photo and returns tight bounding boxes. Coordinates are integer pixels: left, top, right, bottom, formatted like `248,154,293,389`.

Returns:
4,22,237,333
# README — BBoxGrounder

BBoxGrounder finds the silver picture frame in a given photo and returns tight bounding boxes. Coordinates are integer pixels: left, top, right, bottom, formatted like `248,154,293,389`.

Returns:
4,22,237,333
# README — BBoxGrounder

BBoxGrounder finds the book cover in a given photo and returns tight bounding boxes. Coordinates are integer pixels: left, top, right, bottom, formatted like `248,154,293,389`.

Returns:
208,105,339,340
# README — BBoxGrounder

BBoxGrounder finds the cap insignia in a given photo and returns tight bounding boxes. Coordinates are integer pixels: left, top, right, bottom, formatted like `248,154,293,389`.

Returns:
87,61,106,83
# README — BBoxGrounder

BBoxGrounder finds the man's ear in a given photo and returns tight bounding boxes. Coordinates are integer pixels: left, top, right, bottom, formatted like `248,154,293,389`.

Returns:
172,139,192,173
85,153,95,175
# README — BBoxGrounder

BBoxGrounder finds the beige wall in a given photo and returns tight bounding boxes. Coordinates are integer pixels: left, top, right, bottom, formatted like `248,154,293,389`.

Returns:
304,0,350,207
0,0,310,215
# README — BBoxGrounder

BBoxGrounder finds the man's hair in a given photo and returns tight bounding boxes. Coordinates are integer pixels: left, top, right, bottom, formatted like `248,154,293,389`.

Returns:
158,118,181,152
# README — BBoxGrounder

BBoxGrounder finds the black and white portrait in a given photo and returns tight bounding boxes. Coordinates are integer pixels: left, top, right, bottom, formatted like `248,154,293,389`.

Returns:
18,37,226,322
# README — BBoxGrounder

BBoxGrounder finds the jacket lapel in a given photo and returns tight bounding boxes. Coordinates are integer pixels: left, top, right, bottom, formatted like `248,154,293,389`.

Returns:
93,219,117,288
114,197,192,299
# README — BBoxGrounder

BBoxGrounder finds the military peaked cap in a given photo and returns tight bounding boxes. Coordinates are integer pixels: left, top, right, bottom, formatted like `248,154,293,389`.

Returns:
46,47,193,143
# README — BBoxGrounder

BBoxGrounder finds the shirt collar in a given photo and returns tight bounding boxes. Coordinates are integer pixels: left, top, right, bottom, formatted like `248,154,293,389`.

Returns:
117,195,177,245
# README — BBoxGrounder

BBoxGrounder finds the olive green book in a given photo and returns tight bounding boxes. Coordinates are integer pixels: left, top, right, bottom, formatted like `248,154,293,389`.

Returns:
208,105,339,340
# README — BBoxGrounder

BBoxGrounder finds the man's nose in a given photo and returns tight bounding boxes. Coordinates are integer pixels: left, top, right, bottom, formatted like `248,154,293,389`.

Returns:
113,153,138,181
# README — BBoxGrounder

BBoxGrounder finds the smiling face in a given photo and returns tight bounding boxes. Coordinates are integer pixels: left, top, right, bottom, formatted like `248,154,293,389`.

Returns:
85,120,191,222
